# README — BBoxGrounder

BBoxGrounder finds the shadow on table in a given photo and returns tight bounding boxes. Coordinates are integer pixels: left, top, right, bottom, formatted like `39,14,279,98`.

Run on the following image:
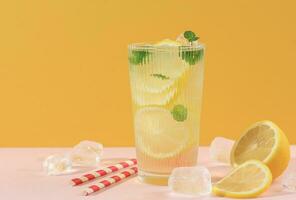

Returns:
100,157,131,166
128,189,213,200
22,157,134,179
206,164,232,183
259,182,294,199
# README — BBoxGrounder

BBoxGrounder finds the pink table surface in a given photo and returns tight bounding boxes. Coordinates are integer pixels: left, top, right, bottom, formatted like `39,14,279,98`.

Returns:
0,147,295,200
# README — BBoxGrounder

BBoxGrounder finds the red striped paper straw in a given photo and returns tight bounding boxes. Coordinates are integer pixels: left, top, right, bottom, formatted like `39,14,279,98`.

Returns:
71,158,137,186
82,167,138,196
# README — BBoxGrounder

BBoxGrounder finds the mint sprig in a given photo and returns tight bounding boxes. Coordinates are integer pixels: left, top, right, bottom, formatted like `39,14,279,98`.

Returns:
179,31,203,65
151,73,170,80
129,50,150,65
180,49,204,65
171,104,187,122
184,31,199,42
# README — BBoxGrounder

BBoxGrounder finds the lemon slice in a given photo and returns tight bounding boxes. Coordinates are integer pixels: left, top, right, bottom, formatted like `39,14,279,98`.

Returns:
213,160,272,198
130,73,175,94
132,87,177,106
129,43,188,91
129,39,190,106
231,120,290,179
135,107,189,159
129,58,187,92
130,61,189,106
129,72,178,106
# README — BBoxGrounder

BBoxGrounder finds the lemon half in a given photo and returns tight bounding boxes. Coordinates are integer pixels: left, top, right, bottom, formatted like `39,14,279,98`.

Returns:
231,120,290,179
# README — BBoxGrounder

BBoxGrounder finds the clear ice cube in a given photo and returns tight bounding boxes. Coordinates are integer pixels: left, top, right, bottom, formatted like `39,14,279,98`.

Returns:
168,166,212,196
43,154,72,175
210,137,234,164
70,140,103,167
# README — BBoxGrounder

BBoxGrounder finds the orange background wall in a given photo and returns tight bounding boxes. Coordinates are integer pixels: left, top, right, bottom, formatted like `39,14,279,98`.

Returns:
0,0,295,147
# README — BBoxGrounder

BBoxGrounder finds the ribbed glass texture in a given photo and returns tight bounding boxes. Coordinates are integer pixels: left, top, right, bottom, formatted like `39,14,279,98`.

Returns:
128,44,205,185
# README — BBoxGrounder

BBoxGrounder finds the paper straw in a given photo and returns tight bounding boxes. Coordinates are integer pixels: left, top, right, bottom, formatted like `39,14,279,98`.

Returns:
82,167,138,196
71,158,137,186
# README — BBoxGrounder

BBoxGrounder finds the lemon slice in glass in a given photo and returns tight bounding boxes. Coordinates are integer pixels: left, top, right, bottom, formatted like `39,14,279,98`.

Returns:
130,65,189,106
130,72,175,94
213,160,272,198
135,107,189,159
131,87,177,106
129,39,188,106
231,120,290,179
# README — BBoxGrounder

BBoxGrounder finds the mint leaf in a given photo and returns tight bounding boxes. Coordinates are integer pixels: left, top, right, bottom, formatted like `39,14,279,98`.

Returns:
171,105,187,122
179,31,203,65
180,48,204,65
151,73,170,80
184,31,199,42
129,50,150,65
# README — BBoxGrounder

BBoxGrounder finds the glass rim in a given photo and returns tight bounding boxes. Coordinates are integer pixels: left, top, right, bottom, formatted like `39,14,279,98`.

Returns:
128,43,205,51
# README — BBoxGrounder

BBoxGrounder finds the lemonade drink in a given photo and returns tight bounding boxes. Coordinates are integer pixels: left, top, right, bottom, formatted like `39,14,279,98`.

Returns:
128,33,204,185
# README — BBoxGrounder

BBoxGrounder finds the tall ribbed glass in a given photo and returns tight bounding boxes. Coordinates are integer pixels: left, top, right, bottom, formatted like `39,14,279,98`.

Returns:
128,44,205,185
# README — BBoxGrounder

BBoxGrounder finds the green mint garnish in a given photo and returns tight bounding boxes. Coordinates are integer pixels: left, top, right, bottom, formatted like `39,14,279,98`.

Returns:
151,73,170,80
184,31,199,42
179,31,203,65
129,50,150,65
171,104,188,122
180,48,204,65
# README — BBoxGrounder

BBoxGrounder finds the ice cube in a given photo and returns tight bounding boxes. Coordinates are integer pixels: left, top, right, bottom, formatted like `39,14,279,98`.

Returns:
154,39,181,46
70,140,103,167
43,154,72,175
210,137,235,164
282,173,296,192
168,166,212,196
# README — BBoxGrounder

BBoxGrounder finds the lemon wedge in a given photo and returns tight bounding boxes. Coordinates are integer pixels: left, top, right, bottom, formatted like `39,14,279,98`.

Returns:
213,160,272,198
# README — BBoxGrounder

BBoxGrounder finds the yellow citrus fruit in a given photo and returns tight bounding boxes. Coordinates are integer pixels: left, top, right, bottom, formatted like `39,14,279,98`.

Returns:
134,107,190,159
130,64,190,106
213,160,272,198
129,39,190,106
131,86,177,106
231,120,290,179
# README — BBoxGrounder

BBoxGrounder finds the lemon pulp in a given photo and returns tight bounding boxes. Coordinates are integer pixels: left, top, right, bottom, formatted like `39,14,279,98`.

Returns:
213,160,272,198
231,120,290,179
